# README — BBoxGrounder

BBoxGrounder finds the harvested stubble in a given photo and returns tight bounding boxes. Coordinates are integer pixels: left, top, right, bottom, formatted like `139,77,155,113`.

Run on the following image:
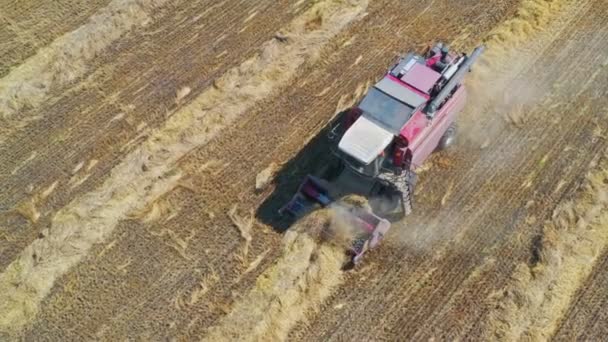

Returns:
484,155,608,340
0,0,368,335
202,197,372,341
0,0,171,119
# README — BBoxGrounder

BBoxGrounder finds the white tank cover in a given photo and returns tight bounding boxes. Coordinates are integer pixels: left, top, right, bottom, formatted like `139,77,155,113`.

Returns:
338,116,394,164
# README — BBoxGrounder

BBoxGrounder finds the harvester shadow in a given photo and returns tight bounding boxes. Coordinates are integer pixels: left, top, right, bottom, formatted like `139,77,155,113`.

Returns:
256,112,346,233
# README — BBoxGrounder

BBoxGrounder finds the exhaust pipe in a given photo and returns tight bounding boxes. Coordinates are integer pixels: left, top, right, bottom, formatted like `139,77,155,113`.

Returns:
424,45,485,117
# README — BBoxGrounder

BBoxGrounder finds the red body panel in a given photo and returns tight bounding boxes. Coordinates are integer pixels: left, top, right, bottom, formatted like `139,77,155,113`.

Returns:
386,75,430,99
400,63,441,94
400,86,467,168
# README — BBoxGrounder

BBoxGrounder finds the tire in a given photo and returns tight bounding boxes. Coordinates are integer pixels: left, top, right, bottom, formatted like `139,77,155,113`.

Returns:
402,172,415,216
372,170,416,220
436,122,457,151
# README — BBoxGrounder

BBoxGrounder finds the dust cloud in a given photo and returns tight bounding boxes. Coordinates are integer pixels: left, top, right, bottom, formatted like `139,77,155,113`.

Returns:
388,0,579,254
459,0,578,150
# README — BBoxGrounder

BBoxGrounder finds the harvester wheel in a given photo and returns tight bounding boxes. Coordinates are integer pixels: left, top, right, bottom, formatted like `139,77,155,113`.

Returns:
436,122,457,151
372,170,415,220
402,183,413,216
402,171,416,216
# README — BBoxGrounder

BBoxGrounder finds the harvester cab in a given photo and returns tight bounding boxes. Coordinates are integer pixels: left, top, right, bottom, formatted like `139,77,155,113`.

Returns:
281,42,485,266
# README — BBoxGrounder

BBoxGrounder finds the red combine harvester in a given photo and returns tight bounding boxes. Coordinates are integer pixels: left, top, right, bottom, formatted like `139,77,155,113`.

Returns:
281,42,485,267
